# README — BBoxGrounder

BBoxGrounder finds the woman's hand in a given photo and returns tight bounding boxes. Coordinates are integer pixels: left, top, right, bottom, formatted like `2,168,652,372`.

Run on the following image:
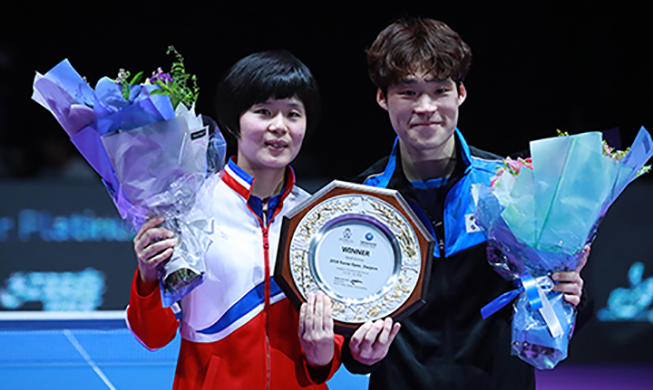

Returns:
299,291,335,367
133,217,177,285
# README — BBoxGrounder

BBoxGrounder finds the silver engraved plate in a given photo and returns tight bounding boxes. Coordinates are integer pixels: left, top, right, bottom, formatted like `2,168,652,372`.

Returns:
290,194,421,322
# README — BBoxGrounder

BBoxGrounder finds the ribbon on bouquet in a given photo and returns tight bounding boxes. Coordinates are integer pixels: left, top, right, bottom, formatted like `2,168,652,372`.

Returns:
481,273,563,338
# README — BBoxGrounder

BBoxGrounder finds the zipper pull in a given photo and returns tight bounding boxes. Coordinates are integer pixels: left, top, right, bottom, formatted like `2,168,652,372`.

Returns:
262,227,269,249
434,220,445,257
262,199,268,227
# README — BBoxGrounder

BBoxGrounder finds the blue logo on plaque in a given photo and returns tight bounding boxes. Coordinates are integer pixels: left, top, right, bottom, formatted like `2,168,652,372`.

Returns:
365,232,374,241
343,228,352,240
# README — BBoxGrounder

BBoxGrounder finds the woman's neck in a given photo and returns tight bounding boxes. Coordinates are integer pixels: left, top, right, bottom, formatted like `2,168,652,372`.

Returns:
236,160,286,199
251,169,286,199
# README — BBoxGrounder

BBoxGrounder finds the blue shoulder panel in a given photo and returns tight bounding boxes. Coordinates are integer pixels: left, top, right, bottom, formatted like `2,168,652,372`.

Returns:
444,130,503,256
363,138,399,188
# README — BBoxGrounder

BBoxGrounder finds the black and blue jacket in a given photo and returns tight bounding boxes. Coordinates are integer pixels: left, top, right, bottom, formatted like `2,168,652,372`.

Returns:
343,129,538,390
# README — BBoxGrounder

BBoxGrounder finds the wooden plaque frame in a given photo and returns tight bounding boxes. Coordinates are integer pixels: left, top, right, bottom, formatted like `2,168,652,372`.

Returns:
274,181,434,336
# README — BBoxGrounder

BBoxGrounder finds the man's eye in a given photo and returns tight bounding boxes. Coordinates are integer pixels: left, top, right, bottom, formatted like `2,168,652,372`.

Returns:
399,90,416,96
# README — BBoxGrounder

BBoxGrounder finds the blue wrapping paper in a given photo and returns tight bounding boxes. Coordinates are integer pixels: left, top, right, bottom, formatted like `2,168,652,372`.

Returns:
474,128,653,369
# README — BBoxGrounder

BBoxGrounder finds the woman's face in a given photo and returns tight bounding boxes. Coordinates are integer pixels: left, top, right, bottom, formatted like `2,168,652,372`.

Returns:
236,96,307,175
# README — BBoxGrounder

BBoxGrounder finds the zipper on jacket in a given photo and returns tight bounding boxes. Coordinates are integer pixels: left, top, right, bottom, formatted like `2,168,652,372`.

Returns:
441,255,454,380
262,225,271,390
433,220,445,258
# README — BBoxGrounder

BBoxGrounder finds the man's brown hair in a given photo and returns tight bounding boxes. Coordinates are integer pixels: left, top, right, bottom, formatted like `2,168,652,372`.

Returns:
367,18,472,91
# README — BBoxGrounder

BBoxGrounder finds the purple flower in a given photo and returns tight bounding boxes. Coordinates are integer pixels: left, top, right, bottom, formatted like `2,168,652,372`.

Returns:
115,68,129,85
149,67,173,84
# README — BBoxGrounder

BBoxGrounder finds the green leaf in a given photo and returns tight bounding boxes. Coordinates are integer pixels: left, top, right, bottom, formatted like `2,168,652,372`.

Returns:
129,71,144,85
150,45,200,109
121,83,131,101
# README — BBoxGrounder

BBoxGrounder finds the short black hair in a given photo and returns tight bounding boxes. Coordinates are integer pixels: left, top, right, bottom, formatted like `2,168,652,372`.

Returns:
215,50,320,138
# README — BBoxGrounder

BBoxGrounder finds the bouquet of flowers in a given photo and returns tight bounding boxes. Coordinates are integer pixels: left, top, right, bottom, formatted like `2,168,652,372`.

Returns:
32,47,227,307
473,127,653,369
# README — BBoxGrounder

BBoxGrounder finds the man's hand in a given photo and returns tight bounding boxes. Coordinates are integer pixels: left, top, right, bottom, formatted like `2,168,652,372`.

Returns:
349,318,400,366
299,292,335,367
552,246,590,307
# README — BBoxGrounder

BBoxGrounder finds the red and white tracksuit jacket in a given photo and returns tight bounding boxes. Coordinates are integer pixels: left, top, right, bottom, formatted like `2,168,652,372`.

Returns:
126,160,344,389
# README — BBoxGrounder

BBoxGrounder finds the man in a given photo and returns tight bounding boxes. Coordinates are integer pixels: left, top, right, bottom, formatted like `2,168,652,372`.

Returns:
342,17,589,389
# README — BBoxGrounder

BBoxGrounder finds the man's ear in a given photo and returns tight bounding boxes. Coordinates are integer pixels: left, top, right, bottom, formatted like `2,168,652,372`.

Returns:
458,83,467,106
376,88,388,111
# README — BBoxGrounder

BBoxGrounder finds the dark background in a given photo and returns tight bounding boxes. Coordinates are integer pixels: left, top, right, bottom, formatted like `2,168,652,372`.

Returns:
1,1,652,181
0,0,652,364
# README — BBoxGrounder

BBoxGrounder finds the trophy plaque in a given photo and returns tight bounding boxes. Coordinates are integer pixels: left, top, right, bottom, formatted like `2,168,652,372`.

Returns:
274,181,434,335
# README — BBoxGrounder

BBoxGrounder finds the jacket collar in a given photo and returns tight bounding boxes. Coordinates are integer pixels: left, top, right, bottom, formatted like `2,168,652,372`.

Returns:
364,128,472,189
222,157,296,202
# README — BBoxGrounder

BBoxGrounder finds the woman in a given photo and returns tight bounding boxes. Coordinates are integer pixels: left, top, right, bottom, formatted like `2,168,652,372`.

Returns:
127,51,343,389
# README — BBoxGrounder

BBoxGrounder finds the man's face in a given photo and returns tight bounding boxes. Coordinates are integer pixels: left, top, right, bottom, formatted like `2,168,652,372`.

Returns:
378,73,466,157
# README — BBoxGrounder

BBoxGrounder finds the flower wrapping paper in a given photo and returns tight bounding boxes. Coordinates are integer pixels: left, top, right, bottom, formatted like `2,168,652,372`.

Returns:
32,58,226,307
473,127,653,369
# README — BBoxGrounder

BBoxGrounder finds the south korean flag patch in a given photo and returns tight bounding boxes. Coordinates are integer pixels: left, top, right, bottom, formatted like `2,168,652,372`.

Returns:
465,214,480,233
